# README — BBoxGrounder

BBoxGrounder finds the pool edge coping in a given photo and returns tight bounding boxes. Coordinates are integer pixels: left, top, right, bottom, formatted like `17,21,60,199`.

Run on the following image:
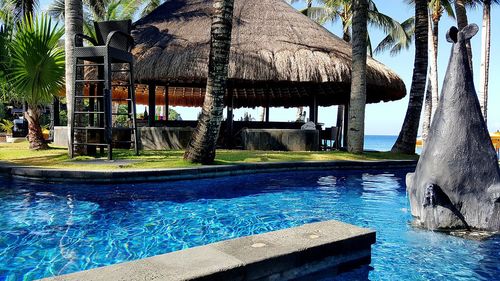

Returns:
37,220,376,281
0,159,417,183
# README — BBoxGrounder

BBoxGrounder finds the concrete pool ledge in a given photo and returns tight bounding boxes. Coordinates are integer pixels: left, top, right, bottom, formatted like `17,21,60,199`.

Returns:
0,159,417,183
38,220,376,281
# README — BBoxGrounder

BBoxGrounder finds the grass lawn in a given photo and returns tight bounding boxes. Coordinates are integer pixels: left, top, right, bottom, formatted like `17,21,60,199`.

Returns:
0,141,418,171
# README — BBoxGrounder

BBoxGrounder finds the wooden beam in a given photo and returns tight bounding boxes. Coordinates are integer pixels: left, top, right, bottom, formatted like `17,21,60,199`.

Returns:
148,83,156,127
309,95,318,123
164,86,169,121
265,90,270,122
343,102,349,148
226,89,234,148
52,97,60,126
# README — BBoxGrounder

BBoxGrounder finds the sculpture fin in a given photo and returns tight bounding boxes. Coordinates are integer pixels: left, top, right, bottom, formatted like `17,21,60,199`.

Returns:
461,24,479,41
446,27,458,43
488,184,500,202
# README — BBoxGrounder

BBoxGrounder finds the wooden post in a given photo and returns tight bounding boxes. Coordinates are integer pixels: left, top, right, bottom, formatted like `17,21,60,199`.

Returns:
164,85,169,121
313,95,319,124
309,95,318,123
343,102,349,148
265,93,270,122
148,83,156,127
49,97,60,141
226,89,234,148
52,97,60,126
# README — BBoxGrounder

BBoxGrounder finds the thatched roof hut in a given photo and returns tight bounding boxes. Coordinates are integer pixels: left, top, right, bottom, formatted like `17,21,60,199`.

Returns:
127,0,406,108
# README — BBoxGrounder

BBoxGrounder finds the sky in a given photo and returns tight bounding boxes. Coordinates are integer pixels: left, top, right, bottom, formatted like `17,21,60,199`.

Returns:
38,0,500,135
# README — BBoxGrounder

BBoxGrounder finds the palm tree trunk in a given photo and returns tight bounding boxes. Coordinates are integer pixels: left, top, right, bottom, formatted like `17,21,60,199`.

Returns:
65,0,84,155
422,78,432,144
454,0,473,72
347,0,369,153
391,0,428,154
479,0,491,123
24,106,48,150
184,0,235,164
422,11,440,144
336,25,351,148
429,15,439,119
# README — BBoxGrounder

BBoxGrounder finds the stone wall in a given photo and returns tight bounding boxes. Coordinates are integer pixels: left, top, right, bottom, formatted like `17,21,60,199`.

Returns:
54,127,320,151
139,127,194,150
242,129,319,151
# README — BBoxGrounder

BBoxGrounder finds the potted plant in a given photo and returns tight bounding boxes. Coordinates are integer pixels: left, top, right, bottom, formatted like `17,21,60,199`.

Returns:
0,119,14,143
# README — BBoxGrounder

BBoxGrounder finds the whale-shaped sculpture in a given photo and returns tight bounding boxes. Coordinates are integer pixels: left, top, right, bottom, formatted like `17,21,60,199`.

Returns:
407,24,500,231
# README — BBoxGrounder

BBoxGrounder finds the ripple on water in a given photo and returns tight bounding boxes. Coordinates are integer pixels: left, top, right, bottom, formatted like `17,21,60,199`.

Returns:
0,169,499,281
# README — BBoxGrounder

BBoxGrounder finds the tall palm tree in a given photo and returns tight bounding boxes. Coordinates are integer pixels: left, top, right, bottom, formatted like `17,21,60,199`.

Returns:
478,0,498,123
0,3,13,101
184,0,235,164
64,0,84,154
7,15,65,150
313,0,409,147
391,0,428,154
348,0,369,153
421,0,454,143
7,0,37,18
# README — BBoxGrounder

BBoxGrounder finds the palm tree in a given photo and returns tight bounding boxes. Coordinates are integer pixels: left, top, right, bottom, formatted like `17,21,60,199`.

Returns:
7,15,65,150
7,0,37,18
64,0,84,154
184,0,235,164
478,0,498,123
348,0,369,153
421,0,454,143
0,3,13,100
391,0,428,154
316,0,410,147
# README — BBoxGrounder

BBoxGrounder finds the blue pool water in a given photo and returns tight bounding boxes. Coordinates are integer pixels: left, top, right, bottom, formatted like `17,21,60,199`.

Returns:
0,169,499,280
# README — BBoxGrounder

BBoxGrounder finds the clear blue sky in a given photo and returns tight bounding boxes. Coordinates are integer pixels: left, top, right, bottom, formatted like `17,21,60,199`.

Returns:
39,0,500,135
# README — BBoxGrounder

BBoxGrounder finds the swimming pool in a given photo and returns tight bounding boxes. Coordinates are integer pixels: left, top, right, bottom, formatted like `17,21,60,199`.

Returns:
0,169,499,280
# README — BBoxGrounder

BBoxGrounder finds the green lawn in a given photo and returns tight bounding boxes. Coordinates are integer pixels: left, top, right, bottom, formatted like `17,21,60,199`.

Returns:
0,141,418,171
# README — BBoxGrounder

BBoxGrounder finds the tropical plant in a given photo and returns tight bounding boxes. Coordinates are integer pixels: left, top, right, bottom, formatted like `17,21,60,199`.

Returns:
478,0,498,123
391,0,428,154
315,0,411,56
168,108,181,121
0,119,13,135
0,103,5,120
49,0,142,38
309,0,410,148
4,0,37,19
184,0,235,164
421,0,454,142
0,1,15,101
7,15,65,149
347,0,369,153
63,0,84,155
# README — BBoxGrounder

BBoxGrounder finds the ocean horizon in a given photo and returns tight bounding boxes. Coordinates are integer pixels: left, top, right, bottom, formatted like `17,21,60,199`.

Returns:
364,135,398,152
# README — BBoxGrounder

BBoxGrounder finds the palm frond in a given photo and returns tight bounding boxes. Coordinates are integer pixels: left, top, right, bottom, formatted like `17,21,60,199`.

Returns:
7,14,65,106
47,0,65,21
374,16,415,56
141,0,161,18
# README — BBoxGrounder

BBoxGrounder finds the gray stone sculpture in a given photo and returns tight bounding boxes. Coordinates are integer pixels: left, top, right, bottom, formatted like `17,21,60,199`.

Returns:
407,24,500,231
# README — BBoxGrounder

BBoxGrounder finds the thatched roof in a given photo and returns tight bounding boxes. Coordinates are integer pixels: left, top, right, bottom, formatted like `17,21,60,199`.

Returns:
129,0,406,108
